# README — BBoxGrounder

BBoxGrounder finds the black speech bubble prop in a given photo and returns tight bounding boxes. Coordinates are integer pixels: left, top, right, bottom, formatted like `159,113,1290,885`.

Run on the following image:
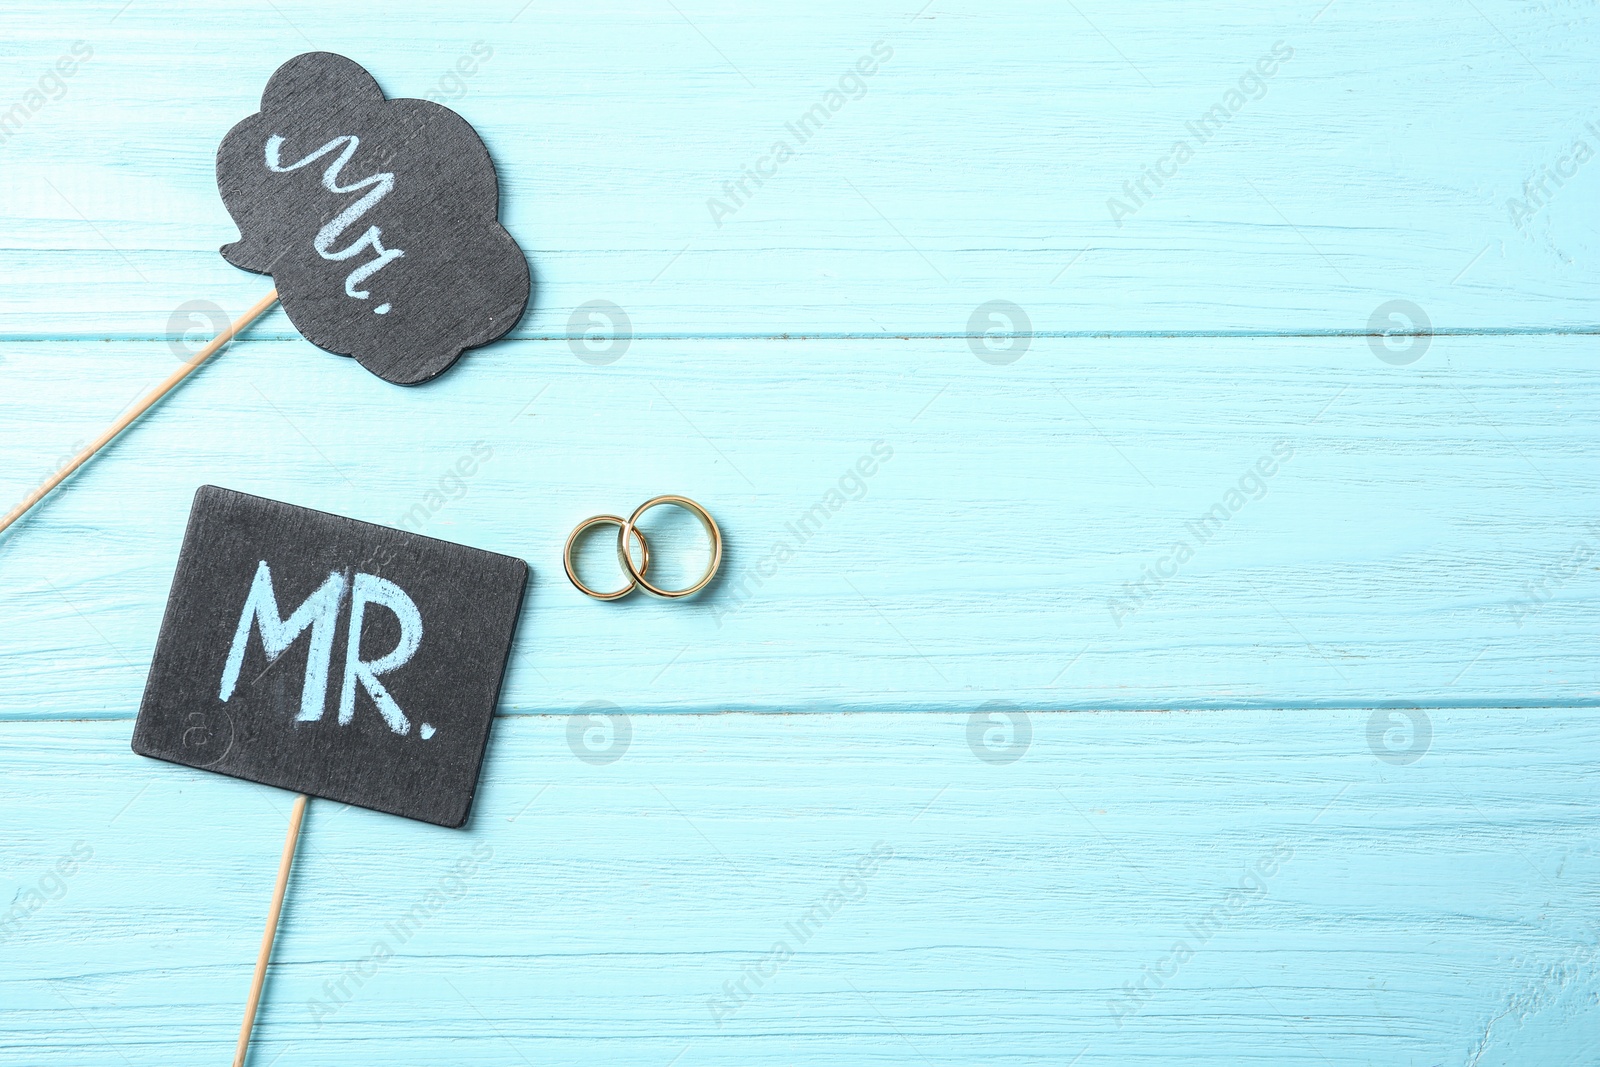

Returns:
217,52,529,385
1,55,533,537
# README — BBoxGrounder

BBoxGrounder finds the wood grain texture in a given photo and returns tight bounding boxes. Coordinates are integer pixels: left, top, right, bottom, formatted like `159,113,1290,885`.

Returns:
1,2,1596,1064
1,335,1595,716
0,1,1595,336
2,712,1597,1066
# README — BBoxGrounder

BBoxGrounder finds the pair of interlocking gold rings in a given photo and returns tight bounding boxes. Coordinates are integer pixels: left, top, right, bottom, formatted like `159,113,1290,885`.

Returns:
563,495,723,601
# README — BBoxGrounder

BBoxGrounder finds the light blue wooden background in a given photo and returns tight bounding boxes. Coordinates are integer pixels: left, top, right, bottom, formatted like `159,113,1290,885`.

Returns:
1,1,1596,1064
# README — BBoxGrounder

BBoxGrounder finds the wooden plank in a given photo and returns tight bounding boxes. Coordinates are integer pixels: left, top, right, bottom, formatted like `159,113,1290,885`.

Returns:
0,1,1594,335
1,711,1596,1065
2,334,1596,718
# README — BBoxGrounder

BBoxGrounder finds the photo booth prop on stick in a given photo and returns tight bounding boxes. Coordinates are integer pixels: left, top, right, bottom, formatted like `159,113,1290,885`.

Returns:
0,51,529,536
134,487,529,1064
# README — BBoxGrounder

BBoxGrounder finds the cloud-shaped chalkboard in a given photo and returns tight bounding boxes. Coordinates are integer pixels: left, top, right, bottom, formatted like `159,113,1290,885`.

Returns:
217,52,529,385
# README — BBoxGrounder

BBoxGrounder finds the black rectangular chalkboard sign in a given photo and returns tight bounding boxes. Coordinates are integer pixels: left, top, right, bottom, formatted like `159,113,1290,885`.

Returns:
132,486,528,828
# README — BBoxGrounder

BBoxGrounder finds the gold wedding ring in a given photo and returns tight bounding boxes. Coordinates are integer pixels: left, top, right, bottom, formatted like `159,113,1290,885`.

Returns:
619,495,722,599
563,515,650,601
564,495,722,601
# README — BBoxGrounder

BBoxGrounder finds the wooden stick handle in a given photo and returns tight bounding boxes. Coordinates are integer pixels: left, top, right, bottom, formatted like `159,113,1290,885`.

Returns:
0,289,279,538
234,792,308,1067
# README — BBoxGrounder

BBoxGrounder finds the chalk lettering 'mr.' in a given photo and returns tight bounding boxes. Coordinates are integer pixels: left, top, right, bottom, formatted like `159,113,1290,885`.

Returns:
264,134,404,314
218,560,426,736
